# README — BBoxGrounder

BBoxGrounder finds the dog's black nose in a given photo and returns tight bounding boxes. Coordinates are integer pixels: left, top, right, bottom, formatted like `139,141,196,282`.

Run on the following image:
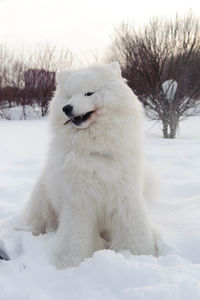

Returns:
62,105,73,116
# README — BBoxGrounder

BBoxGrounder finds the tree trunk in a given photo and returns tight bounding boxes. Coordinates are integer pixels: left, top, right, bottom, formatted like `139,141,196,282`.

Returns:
169,117,179,139
22,103,26,120
162,120,169,138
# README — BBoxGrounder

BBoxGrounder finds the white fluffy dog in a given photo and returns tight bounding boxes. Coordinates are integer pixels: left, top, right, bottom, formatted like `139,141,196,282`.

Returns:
24,62,156,268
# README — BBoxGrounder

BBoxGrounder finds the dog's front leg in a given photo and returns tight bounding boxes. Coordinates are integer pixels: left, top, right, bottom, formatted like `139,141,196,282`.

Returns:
50,204,99,268
110,198,157,256
23,178,57,235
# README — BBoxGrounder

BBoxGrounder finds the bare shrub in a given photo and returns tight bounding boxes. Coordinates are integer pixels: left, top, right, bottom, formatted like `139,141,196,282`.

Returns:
107,12,200,138
0,44,72,119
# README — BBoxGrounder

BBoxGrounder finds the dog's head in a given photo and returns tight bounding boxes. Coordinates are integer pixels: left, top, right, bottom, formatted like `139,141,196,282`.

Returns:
49,62,144,155
50,62,130,130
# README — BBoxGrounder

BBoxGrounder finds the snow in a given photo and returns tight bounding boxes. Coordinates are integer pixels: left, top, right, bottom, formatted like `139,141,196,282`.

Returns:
162,79,178,101
0,105,43,120
0,116,200,299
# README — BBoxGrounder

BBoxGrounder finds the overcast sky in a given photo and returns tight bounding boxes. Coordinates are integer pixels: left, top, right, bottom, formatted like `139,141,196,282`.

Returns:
0,0,200,61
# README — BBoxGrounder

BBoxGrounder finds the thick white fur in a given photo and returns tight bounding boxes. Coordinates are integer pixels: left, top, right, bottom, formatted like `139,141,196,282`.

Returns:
24,62,157,268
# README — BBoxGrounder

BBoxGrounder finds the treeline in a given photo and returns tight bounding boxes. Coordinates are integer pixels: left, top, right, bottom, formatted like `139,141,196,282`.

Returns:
1,12,200,138
0,44,72,119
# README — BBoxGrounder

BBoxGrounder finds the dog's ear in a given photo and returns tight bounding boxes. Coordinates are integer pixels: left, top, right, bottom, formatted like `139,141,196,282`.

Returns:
108,62,121,78
56,70,70,86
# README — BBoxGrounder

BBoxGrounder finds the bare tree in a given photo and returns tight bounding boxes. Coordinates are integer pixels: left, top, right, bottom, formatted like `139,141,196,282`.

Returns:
24,44,73,117
0,46,25,118
107,12,200,138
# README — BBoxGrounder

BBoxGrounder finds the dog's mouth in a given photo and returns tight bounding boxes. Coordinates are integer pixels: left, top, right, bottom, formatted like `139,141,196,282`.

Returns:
64,110,95,126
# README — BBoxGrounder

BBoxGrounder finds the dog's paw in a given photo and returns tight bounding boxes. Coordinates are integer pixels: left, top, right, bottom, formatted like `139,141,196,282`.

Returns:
14,225,41,236
50,251,82,269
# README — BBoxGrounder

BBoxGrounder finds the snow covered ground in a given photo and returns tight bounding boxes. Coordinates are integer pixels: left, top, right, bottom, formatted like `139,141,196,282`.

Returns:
0,117,200,300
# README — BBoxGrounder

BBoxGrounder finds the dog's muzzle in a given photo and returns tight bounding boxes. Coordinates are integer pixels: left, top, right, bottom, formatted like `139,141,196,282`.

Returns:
63,105,94,126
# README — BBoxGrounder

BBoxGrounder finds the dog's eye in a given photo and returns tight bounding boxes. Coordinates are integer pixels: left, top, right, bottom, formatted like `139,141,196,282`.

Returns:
85,92,94,96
